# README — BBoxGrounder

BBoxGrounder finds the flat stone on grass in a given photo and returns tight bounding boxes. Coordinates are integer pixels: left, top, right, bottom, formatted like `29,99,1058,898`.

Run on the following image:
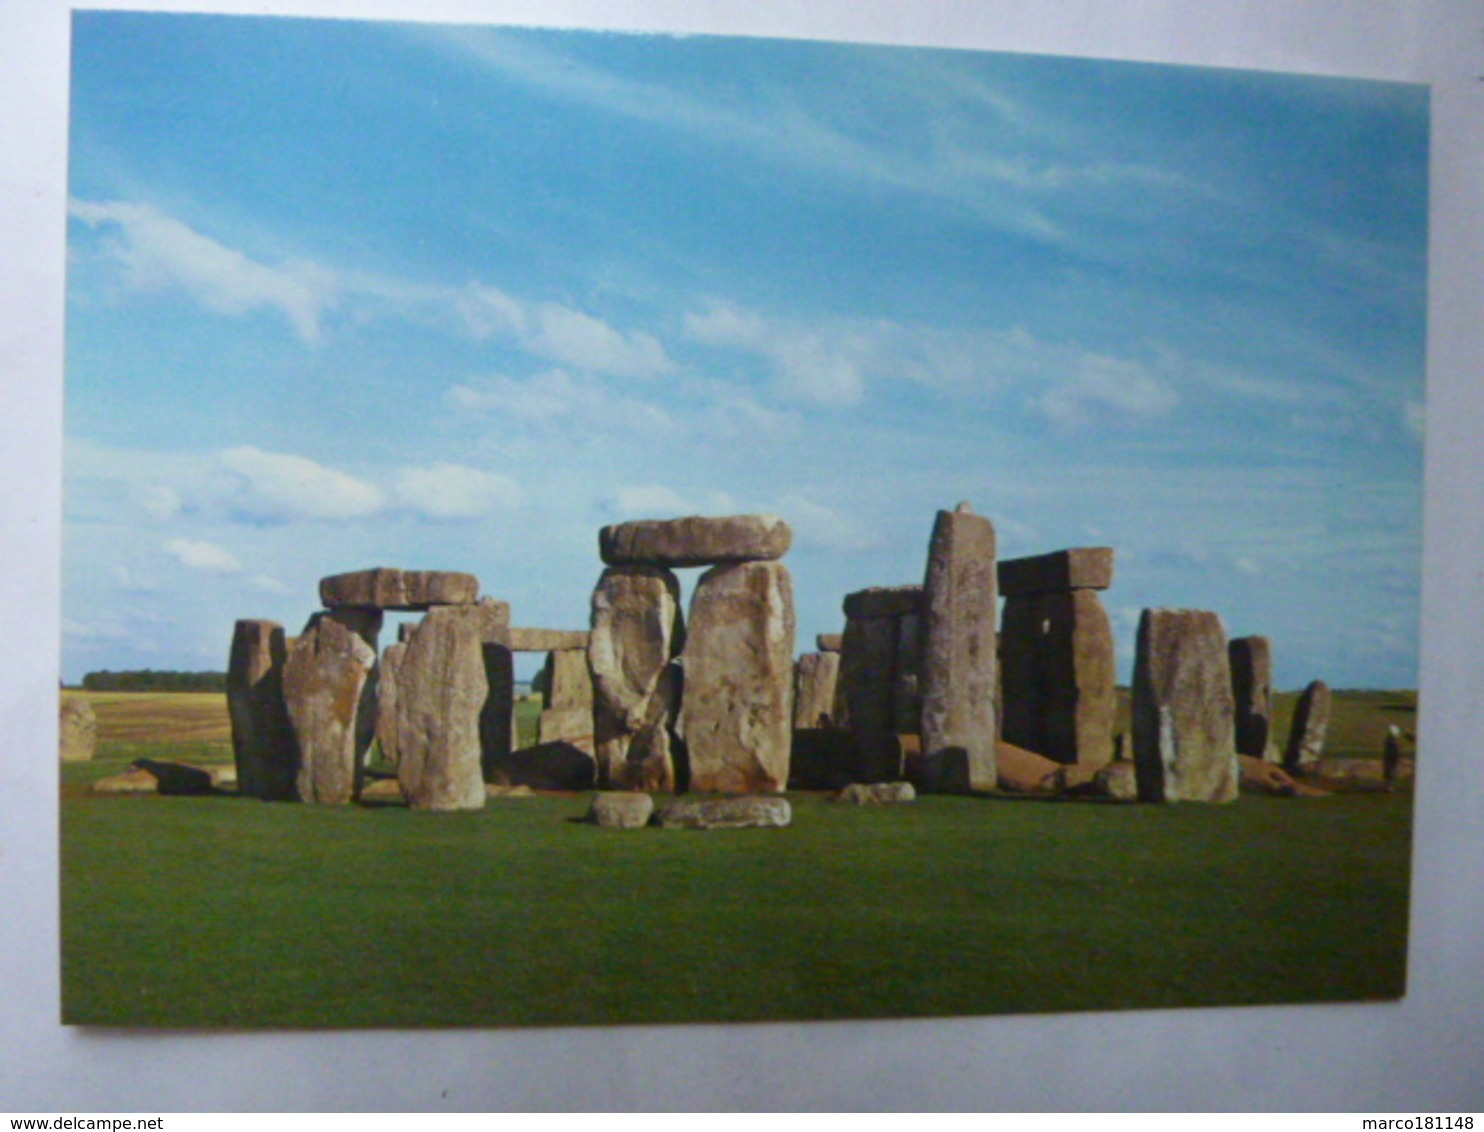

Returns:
587,792,655,829
653,796,792,830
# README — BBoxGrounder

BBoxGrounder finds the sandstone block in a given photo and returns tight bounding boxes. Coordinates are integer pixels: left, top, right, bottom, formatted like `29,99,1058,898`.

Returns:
997,547,1115,597
589,565,684,792
1000,589,1116,767
587,792,654,829
1229,636,1277,760
842,585,923,620
793,651,841,731
59,696,97,763
994,740,1062,794
537,707,595,755
680,561,795,794
509,627,591,653
600,514,791,568
283,615,377,804
1132,608,1239,803
227,620,297,798
919,504,998,792
816,633,843,653
395,604,489,811
542,648,593,711
1283,679,1331,773
1238,754,1298,796
319,567,481,611
375,641,407,767
836,781,916,805
653,796,792,830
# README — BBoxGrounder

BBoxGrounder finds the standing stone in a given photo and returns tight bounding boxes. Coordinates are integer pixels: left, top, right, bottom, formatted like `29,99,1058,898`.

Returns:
1229,636,1277,761
600,514,792,568
283,616,377,804
589,565,684,792
395,604,488,811
839,597,906,782
919,503,998,793
227,619,296,798
1132,608,1239,804
543,648,594,710
1283,679,1331,774
1000,589,1116,767
793,651,841,731
893,612,924,737
59,696,98,763
376,641,407,767
304,607,383,770
680,561,796,794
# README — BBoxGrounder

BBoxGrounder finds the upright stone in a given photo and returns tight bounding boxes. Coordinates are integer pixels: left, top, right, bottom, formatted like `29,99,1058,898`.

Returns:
1000,589,1116,767
283,616,377,804
537,647,595,752
1132,608,1239,803
59,696,98,764
1283,679,1332,774
227,619,296,798
793,651,841,731
839,593,910,782
919,503,998,793
376,641,408,767
893,612,924,736
589,565,684,792
1229,636,1277,761
395,605,488,810
600,514,791,568
680,561,796,794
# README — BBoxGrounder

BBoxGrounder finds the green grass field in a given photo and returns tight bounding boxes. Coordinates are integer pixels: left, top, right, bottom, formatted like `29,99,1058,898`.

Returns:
59,690,1414,1028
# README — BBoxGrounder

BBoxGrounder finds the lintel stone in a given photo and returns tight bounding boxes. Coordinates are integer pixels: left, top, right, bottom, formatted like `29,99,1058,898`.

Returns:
997,548,1114,597
319,568,481,611
842,585,924,620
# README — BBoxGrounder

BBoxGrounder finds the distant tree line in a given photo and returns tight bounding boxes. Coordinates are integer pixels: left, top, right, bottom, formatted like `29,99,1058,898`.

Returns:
81,669,227,693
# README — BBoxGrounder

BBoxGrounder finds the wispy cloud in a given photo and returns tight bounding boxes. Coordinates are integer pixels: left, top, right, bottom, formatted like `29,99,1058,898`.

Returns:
393,462,522,520
220,446,386,523
163,537,243,573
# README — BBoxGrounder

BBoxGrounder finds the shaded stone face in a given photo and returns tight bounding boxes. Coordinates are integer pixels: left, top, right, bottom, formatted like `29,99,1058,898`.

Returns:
283,616,377,804
815,633,843,653
1132,608,1239,803
375,641,407,768
319,568,481,611
226,620,295,797
838,608,901,782
599,514,792,568
919,507,998,792
394,605,489,811
842,585,923,620
1283,679,1332,773
1229,636,1276,760
793,651,841,731
999,589,1116,767
997,547,1115,597
59,696,98,764
679,561,796,794
588,565,684,792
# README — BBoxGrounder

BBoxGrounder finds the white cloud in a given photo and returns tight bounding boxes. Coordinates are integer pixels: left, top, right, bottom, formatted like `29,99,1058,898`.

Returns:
1037,352,1179,430
249,574,291,594
219,446,386,523
393,462,522,520
69,199,339,343
163,537,243,573
773,493,878,553
446,369,673,437
686,304,867,406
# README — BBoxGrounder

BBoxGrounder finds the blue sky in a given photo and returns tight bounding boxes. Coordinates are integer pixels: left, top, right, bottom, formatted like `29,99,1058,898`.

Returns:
62,12,1428,688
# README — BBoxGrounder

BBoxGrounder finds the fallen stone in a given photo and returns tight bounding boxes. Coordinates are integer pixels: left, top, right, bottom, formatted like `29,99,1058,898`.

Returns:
1238,754,1298,796
208,764,237,789
283,615,377,804
59,696,97,763
1132,608,1239,804
836,781,916,805
509,627,591,653
1283,679,1332,774
395,604,489,811
842,585,923,620
653,796,792,830
599,514,792,568
487,740,596,791
486,784,536,798
359,776,406,803
997,547,1115,597
919,504,998,793
680,561,796,793
589,565,684,792
816,633,843,653
793,651,841,731
994,741,1062,794
130,759,216,795
226,620,296,798
1229,636,1277,761
587,791,654,828
93,767,160,795
319,568,481,611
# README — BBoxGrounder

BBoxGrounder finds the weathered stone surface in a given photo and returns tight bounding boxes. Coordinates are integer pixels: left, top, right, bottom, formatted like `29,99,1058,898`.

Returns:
588,565,684,792
995,740,1062,794
395,605,489,811
304,608,384,770
319,567,481,611
893,612,924,736
997,547,1115,597
1238,754,1298,796
283,615,377,804
1132,608,1239,803
359,776,406,803
1095,761,1140,802
1283,679,1331,773
816,633,843,653
836,781,916,805
838,609,901,782
600,514,792,568
587,791,654,829
920,504,998,793
537,707,595,754
487,740,596,791
680,561,795,794
653,796,792,830
375,641,407,768
542,649,593,711
397,621,420,644
509,627,591,653
1229,636,1277,761
1000,589,1116,767
842,585,923,620
792,651,841,731
59,696,97,763
226,620,296,797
